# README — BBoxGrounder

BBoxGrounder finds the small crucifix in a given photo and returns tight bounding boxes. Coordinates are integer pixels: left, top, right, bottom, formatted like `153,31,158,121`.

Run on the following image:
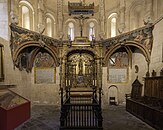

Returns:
74,14,89,37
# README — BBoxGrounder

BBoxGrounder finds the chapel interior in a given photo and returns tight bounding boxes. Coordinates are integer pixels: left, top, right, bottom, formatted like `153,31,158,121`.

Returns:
0,0,163,130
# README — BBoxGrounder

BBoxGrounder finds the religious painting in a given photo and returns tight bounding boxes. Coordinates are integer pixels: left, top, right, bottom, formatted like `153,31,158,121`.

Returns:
34,52,55,68
108,52,129,83
34,52,56,84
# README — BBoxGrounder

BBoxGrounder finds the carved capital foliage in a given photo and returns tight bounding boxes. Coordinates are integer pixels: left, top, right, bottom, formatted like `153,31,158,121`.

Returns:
10,24,60,72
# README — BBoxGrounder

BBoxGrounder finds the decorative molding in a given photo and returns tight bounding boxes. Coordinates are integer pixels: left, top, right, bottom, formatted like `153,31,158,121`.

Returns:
102,24,154,48
102,24,154,66
10,24,60,72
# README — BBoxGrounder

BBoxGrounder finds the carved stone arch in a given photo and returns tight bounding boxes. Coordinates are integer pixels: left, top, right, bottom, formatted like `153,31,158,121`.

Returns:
126,41,150,62
108,12,118,19
65,18,77,25
45,13,56,23
128,0,146,11
13,41,59,67
104,41,150,66
63,48,99,59
64,19,77,30
86,18,98,24
19,0,34,12
27,47,40,71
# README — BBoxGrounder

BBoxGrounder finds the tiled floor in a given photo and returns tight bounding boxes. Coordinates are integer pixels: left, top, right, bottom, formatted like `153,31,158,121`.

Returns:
15,105,155,130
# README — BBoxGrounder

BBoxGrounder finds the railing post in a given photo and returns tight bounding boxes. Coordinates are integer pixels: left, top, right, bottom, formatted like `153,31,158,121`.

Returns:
99,88,102,107
66,87,68,99
60,105,65,127
98,116,103,128
61,88,63,106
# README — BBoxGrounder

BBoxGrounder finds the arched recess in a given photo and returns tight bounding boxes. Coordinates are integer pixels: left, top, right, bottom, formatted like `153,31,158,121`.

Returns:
108,85,118,105
104,41,150,66
19,0,35,30
13,41,59,70
157,0,163,18
129,0,145,30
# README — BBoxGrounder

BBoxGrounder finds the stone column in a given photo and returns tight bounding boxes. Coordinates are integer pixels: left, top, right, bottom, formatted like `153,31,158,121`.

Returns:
38,0,45,33
96,58,102,88
118,0,125,33
57,0,64,36
99,0,105,38
61,58,66,89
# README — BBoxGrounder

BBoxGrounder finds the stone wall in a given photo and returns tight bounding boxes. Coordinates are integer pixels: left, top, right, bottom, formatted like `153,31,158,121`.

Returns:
150,20,163,74
0,36,60,106
102,67,132,107
131,50,148,96
0,0,8,40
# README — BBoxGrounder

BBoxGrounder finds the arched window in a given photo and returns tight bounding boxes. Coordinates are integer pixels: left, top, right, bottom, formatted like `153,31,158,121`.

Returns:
107,13,118,38
89,22,95,41
45,13,56,38
19,1,34,30
46,18,52,37
68,22,74,41
22,6,30,29
111,18,116,37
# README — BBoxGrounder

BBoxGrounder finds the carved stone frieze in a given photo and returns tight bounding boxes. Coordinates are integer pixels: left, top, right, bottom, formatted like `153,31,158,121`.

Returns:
102,24,154,66
10,24,60,49
102,24,154,53
10,24,60,72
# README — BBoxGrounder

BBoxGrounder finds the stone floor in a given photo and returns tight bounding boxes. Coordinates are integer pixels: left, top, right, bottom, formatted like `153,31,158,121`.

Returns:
15,105,155,130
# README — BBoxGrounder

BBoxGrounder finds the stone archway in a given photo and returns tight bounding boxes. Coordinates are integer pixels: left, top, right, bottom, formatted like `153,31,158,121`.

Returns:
104,41,151,66
12,41,59,72
108,85,118,105
10,23,60,72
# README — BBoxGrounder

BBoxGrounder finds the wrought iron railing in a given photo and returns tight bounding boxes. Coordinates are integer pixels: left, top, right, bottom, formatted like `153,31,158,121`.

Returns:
60,88,103,130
